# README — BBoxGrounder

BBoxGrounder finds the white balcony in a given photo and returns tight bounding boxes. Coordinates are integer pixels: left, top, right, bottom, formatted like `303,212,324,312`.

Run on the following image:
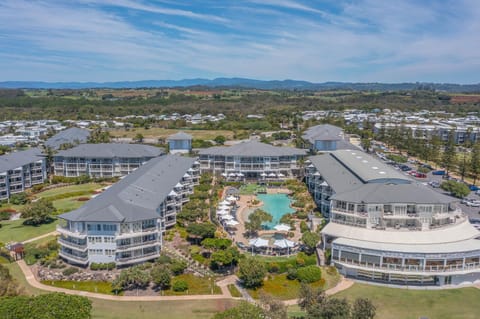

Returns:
59,251,89,265
116,252,160,265
56,225,87,239
58,238,88,252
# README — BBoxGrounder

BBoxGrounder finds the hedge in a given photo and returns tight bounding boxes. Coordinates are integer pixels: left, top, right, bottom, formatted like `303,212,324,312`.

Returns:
296,265,322,283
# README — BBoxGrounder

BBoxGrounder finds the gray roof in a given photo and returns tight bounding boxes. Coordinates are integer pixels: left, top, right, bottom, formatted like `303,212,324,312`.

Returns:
309,153,363,194
55,143,164,158
45,128,90,149
331,182,453,204
0,148,44,173
59,155,196,223
330,150,408,183
302,124,343,142
198,140,306,157
167,131,193,141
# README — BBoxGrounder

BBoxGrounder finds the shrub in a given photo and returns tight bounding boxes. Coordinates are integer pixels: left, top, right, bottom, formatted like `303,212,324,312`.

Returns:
0,211,11,221
156,254,172,265
267,262,280,273
62,267,79,276
286,267,298,280
9,193,29,205
170,260,187,275
172,279,188,292
90,262,115,271
300,221,309,233
296,265,322,283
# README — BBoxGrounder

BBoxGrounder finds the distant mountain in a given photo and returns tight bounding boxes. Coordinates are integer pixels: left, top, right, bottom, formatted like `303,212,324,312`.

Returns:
1,78,479,92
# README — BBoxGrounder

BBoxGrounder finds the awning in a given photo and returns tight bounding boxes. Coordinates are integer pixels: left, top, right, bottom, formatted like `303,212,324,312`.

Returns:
273,224,291,232
273,239,296,248
249,237,269,247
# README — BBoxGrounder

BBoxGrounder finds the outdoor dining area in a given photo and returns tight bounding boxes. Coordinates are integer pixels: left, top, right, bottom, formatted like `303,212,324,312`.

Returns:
216,195,240,235
247,224,299,256
221,172,245,181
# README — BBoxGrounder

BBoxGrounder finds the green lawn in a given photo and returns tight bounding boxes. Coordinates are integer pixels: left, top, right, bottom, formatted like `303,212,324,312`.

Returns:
52,196,90,214
35,183,104,199
0,218,59,243
248,272,336,300
239,183,264,195
91,299,238,319
163,274,222,296
227,284,242,297
42,280,117,295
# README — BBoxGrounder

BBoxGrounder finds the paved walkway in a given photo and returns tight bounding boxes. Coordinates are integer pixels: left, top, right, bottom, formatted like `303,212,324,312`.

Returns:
283,277,355,306
22,231,59,244
17,259,234,301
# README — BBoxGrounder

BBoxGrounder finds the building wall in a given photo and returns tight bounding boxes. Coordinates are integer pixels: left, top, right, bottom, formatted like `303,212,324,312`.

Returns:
168,139,191,153
314,140,338,151
0,158,47,200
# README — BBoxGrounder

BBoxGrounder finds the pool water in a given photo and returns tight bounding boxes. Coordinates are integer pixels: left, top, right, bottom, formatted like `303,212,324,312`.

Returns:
256,193,295,229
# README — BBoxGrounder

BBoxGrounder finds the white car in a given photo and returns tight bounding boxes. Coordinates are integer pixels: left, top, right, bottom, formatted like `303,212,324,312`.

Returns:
464,200,480,207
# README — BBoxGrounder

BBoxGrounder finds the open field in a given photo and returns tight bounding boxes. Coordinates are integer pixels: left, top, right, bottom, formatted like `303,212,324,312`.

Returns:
163,274,222,296
52,196,90,213
0,218,59,243
35,183,104,199
91,299,237,319
109,127,235,140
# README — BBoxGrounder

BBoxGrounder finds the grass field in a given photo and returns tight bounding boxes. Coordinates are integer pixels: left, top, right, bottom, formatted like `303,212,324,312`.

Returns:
109,128,235,140
288,283,480,319
35,183,104,199
91,299,238,319
0,218,59,243
227,284,242,297
52,196,90,213
42,280,116,295
163,274,222,296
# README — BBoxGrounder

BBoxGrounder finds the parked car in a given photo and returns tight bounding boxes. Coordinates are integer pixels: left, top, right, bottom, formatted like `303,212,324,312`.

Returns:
469,185,480,191
414,172,427,178
399,165,411,171
429,181,440,188
432,170,446,175
462,199,480,207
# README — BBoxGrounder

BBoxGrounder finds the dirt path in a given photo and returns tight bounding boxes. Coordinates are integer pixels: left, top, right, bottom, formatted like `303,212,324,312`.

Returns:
22,231,59,244
283,277,355,306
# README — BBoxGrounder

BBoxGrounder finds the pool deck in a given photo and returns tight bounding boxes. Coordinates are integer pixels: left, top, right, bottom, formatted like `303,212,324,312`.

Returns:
228,188,302,246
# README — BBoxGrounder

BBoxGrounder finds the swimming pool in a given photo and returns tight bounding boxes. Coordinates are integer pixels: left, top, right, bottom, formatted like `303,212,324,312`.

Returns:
256,193,295,229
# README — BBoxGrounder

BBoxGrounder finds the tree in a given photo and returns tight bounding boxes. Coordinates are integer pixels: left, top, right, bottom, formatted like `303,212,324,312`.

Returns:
440,180,470,198
0,293,92,319
112,266,151,291
260,293,288,319
429,135,442,166
210,247,240,270
87,127,110,143
134,133,144,143
441,130,456,175
301,231,320,255
214,135,226,145
187,222,216,243
238,257,266,289
213,301,265,319
352,298,376,319
21,199,55,225
471,141,480,185
150,265,171,289
244,209,272,236
299,284,352,319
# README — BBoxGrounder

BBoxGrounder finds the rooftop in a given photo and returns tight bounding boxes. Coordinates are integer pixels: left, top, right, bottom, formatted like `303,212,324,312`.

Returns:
45,127,90,149
59,155,196,223
0,148,44,172
302,124,343,142
167,131,193,140
55,143,164,158
198,140,306,157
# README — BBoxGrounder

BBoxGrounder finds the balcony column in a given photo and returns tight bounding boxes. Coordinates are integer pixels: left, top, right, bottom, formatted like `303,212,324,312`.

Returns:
401,258,405,270
462,257,466,270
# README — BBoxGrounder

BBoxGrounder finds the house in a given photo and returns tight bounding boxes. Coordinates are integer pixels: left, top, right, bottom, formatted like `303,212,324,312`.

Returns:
44,127,91,150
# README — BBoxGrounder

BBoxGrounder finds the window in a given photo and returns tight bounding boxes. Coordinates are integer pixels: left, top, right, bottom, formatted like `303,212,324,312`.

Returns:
103,237,115,243
88,249,103,255
105,249,115,256
97,224,102,231
103,224,117,232
88,236,102,244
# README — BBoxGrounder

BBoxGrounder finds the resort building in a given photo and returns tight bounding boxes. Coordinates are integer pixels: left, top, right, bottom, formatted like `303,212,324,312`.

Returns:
44,127,91,150
302,124,355,152
0,148,47,201
57,155,200,266
306,150,480,286
198,140,306,180
53,143,164,178
166,131,193,154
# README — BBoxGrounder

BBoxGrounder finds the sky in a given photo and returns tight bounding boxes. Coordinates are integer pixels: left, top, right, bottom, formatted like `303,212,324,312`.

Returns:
0,0,479,83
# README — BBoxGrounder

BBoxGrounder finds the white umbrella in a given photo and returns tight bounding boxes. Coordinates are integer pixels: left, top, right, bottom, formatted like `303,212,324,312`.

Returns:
225,220,239,226
237,173,244,177
260,172,267,177
221,215,234,220
277,173,285,177
228,173,236,177
248,237,269,247
220,200,230,205
216,209,229,215
273,239,296,248
268,173,276,177
218,204,231,210
226,195,237,201
273,224,291,232
221,173,228,177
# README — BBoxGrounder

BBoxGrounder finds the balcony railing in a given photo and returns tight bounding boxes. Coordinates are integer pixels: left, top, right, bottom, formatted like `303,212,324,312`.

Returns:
117,227,159,239
116,252,159,264
58,238,88,251
56,225,87,239
59,251,88,264
116,239,159,250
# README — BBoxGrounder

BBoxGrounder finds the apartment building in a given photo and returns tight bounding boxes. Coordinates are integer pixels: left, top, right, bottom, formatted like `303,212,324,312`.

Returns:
57,155,200,266
53,143,164,178
0,148,47,200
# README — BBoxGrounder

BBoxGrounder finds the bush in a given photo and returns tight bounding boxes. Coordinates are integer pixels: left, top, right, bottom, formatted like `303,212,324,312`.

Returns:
286,267,298,280
172,279,188,292
440,180,470,198
156,254,172,265
62,267,79,276
300,221,309,233
296,265,322,283
0,211,11,221
267,262,280,273
386,154,407,163
170,260,187,275
9,193,29,205
90,262,115,271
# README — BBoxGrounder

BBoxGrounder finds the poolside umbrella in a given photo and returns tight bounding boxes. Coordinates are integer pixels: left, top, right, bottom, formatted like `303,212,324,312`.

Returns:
218,204,231,210
226,195,237,201
277,173,285,177
249,238,269,247
260,172,267,177
228,173,236,177
220,215,234,220
216,209,229,215
221,173,228,177
273,238,296,256
237,173,244,177
220,200,231,206
268,173,276,177
225,220,239,226
273,224,291,232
